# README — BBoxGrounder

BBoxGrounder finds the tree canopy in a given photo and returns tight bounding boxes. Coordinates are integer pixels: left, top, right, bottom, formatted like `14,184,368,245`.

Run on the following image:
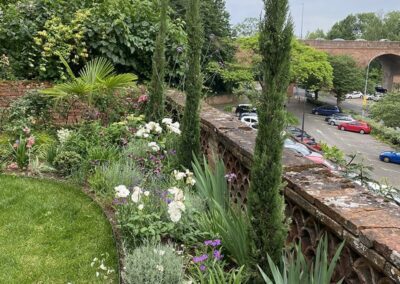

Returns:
291,40,333,93
328,55,364,104
324,11,400,41
370,93,400,128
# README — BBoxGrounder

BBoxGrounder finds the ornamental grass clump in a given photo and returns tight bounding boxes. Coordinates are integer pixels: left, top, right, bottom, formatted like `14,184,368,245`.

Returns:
124,242,184,284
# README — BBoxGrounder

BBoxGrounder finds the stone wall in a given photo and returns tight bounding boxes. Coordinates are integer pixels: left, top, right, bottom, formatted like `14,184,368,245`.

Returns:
167,90,400,284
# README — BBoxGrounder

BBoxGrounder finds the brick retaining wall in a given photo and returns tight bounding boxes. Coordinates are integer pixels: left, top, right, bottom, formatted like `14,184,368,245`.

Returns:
167,90,400,284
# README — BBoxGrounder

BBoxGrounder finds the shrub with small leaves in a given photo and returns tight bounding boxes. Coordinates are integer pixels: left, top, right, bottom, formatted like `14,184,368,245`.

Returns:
124,242,184,284
54,151,82,175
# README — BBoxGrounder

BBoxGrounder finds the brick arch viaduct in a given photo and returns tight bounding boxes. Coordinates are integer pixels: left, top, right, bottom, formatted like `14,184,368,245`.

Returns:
302,40,400,91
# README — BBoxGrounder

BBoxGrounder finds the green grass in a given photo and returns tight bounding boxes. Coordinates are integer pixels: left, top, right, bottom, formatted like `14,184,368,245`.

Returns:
0,175,118,283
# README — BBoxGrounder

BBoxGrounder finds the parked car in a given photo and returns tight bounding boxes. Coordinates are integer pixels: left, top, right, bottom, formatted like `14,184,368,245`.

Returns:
235,104,256,117
312,105,341,116
238,112,257,120
240,115,258,126
250,122,258,130
284,139,322,158
304,155,340,172
372,94,384,101
338,121,372,134
328,115,355,126
324,113,351,122
364,94,375,100
379,151,400,164
345,91,363,99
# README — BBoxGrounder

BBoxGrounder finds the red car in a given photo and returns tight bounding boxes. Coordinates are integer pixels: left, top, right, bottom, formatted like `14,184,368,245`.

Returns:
338,121,371,134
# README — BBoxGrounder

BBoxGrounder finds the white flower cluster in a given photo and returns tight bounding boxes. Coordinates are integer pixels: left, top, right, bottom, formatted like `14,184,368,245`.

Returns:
173,169,196,186
135,121,162,138
167,187,186,223
148,142,160,152
162,118,181,135
57,128,73,144
114,185,149,210
91,256,114,279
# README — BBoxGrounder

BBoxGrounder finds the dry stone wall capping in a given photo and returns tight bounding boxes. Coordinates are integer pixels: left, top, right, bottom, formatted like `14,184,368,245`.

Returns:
166,89,400,284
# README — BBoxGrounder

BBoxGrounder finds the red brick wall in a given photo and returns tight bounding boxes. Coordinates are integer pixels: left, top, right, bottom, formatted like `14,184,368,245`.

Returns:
0,81,51,108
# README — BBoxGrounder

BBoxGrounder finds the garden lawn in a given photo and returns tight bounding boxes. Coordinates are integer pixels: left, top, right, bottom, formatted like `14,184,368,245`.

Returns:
0,175,118,283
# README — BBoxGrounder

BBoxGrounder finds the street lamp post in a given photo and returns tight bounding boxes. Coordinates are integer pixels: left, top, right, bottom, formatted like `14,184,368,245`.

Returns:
363,58,374,118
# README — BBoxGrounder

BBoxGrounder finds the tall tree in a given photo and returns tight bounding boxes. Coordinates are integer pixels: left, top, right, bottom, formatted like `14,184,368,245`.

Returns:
178,0,203,169
248,0,293,272
291,39,333,100
146,0,169,122
329,55,364,105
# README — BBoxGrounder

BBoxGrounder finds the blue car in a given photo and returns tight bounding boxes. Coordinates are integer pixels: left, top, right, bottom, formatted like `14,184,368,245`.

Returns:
379,151,400,164
312,105,341,116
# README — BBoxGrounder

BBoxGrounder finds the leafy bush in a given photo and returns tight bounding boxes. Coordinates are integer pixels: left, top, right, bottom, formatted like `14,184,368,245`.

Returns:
88,160,142,196
54,151,82,175
124,242,184,284
370,93,400,128
259,234,345,284
4,91,53,136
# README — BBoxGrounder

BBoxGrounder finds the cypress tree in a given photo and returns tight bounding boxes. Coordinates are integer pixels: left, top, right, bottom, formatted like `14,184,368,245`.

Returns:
248,0,293,271
178,0,203,169
146,0,169,122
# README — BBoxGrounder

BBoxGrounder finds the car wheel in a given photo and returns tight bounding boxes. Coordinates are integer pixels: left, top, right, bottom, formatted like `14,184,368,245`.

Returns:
340,126,345,131
330,121,335,126
314,111,319,115
360,130,365,134
383,157,390,163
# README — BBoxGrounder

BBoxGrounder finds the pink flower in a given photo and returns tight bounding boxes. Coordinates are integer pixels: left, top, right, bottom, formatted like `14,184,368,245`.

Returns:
26,136,35,148
23,127,31,135
138,95,148,103
7,163,19,170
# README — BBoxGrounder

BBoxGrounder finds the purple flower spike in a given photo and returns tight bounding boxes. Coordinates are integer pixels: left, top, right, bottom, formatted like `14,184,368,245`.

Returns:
204,240,213,246
193,254,208,263
213,249,223,260
200,265,207,271
212,239,221,247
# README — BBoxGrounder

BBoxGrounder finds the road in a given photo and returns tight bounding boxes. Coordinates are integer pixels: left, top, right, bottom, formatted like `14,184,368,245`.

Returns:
287,97,400,188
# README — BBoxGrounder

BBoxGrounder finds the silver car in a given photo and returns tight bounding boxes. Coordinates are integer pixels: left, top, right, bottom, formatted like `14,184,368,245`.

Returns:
328,115,355,126
284,139,322,158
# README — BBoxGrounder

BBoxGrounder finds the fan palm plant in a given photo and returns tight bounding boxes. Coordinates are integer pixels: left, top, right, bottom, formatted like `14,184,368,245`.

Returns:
41,57,137,123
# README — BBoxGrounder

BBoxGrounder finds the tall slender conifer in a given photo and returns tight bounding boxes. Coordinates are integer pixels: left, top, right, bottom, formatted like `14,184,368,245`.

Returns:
178,0,203,169
146,0,169,121
248,0,293,271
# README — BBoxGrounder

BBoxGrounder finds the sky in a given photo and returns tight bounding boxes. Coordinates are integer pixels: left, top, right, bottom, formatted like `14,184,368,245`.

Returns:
225,0,400,38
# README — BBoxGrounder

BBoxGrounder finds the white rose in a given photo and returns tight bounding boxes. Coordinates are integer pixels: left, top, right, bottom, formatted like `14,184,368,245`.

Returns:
186,176,196,186
131,186,142,203
148,142,160,152
162,118,173,125
115,185,130,198
173,170,186,181
143,191,150,196
138,204,144,210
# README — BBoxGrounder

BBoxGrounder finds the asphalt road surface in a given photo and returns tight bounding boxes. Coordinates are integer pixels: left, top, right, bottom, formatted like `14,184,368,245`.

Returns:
287,97,400,188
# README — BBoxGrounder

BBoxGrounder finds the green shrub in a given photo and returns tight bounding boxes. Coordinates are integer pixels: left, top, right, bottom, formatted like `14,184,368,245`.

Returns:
86,145,120,166
54,151,82,175
88,160,142,196
124,242,184,284
192,265,247,284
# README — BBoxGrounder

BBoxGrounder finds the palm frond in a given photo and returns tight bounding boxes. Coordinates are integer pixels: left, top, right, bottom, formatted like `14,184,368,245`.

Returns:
100,73,138,90
79,57,115,84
